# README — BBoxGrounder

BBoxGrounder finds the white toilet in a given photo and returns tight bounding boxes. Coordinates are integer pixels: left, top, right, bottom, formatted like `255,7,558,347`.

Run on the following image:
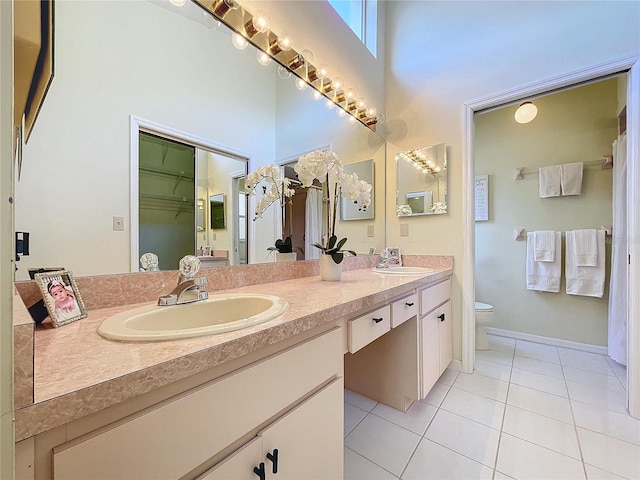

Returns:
475,302,494,351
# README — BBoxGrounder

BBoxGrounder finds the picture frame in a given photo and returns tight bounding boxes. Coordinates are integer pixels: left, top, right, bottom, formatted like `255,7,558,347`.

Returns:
34,270,88,327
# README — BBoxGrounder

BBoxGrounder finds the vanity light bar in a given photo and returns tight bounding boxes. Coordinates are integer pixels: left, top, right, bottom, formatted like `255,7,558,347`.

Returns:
195,0,379,131
402,151,441,175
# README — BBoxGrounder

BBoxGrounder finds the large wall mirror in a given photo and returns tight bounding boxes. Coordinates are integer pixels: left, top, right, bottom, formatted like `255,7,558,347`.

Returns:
396,143,448,216
14,0,386,280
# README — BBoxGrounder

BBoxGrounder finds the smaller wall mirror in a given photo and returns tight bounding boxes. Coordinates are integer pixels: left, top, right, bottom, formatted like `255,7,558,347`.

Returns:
341,159,375,221
396,143,448,216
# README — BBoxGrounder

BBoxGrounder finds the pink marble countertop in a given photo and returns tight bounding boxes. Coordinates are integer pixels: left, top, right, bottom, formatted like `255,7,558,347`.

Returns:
16,264,452,441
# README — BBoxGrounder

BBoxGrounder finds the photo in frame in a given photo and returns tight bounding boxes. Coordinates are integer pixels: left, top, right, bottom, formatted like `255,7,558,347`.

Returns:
34,270,88,327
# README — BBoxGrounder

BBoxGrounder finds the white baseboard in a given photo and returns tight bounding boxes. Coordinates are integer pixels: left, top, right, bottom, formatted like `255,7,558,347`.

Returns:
486,327,608,355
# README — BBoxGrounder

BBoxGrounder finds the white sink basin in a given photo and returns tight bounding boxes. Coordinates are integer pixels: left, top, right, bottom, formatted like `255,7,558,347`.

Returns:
374,266,434,275
98,293,289,342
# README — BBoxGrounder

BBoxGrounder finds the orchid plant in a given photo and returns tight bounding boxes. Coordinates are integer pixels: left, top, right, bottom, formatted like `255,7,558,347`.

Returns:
294,150,372,264
245,164,295,253
246,151,372,264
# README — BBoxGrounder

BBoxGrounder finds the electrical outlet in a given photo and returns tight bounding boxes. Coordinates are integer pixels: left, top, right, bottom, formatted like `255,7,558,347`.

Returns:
400,223,409,237
367,224,374,237
113,216,125,231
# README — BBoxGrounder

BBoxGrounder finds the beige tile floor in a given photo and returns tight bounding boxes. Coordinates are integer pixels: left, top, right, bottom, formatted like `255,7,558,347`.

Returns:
344,335,639,479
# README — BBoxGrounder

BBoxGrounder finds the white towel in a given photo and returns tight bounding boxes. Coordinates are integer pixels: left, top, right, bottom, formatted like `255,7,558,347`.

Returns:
526,231,561,292
566,229,605,297
533,230,557,262
573,229,598,266
539,166,561,198
561,162,584,196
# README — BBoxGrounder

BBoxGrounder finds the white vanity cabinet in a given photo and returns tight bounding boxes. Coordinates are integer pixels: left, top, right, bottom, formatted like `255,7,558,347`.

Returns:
344,277,452,411
419,279,452,398
202,379,343,480
50,328,343,480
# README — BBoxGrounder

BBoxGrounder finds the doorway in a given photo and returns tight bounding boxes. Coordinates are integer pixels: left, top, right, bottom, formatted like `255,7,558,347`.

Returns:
462,56,640,418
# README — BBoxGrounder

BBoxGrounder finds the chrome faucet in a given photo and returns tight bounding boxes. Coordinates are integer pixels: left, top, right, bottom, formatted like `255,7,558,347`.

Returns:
376,248,391,269
158,255,209,306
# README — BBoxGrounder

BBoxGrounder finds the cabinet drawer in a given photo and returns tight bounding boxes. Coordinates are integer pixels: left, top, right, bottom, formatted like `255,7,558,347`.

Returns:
391,293,418,328
420,278,451,316
53,329,342,480
348,305,391,353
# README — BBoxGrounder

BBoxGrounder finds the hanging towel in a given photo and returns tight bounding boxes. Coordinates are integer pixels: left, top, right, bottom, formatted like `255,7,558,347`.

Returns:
539,166,561,198
566,229,605,297
526,231,561,292
533,230,557,262
573,229,598,266
561,162,584,196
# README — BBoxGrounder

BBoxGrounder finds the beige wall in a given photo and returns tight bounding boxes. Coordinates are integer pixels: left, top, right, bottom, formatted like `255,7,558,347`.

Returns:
475,79,618,346
385,1,640,360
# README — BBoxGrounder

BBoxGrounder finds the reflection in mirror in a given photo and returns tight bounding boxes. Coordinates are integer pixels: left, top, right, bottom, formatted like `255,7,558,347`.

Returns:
396,143,448,216
341,160,374,221
14,0,385,280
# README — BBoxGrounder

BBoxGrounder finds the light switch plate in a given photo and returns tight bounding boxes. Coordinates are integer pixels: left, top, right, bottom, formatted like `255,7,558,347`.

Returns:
113,216,125,231
367,224,374,237
400,223,409,237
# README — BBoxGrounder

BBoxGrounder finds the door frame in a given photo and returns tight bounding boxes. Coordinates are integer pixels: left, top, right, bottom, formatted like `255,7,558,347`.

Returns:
129,116,251,271
461,54,640,418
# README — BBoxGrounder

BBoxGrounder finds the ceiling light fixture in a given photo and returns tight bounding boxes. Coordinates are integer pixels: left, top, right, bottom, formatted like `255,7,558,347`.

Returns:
514,101,538,124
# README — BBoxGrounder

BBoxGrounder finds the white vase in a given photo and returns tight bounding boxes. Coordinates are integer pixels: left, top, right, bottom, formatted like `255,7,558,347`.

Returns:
275,252,297,263
319,254,342,281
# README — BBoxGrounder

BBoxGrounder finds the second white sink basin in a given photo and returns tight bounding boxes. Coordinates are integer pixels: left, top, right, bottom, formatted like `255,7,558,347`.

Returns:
374,266,434,275
98,293,289,342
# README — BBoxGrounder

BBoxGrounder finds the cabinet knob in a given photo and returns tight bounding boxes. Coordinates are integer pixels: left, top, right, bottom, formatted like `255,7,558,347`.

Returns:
266,449,279,474
253,462,266,480
438,313,445,322
372,317,384,324
405,302,414,307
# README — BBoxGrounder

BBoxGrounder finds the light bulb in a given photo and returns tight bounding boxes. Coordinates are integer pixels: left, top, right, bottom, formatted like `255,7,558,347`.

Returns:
366,107,376,118
169,0,186,6
514,101,537,124
276,32,293,52
277,66,291,79
300,49,314,65
346,88,357,100
357,97,366,110
202,11,221,29
256,50,271,66
325,99,335,109
337,108,347,117
317,64,329,79
231,32,248,50
376,113,385,124
251,10,271,33
295,78,307,90
332,77,344,91
312,90,322,100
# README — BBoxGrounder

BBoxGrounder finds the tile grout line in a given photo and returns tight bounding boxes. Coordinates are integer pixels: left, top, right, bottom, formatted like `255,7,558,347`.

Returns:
490,339,516,479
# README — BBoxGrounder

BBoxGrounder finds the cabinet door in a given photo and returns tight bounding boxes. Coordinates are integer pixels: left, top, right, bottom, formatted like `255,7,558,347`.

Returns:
260,379,343,479
438,300,453,375
199,437,262,480
420,310,440,399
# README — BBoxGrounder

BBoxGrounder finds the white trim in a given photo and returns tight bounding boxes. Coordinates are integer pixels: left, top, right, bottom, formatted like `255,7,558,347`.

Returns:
462,54,640,419
626,60,640,419
461,105,475,374
486,327,608,355
129,115,251,271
